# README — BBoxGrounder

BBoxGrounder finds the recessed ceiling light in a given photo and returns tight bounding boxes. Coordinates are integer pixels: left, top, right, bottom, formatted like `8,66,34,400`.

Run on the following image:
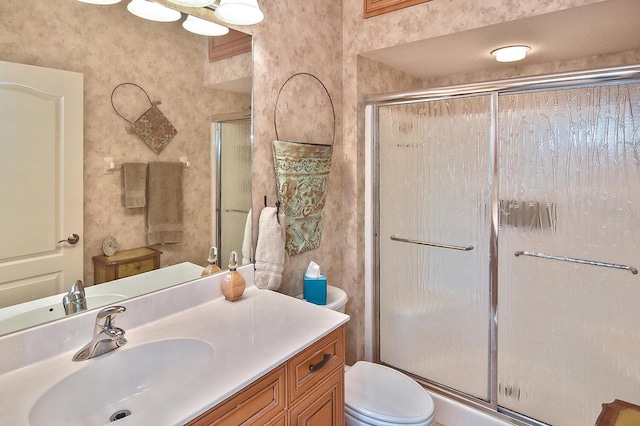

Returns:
491,45,531,62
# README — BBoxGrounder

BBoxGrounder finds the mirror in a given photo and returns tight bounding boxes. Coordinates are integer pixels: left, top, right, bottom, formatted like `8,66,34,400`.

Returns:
0,0,252,336
213,113,253,268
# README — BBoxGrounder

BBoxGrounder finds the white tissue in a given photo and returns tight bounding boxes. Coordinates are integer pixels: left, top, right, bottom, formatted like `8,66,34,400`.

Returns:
305,261,321,278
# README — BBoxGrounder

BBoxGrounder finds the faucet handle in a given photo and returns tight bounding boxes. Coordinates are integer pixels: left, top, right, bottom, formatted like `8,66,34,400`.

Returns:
96,305,126,325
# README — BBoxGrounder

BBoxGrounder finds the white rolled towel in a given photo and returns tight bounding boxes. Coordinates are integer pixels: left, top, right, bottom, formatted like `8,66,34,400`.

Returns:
254,207,285,290
241,209,253,265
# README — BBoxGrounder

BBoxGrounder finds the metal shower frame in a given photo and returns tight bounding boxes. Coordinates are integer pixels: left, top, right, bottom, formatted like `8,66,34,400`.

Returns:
366,64,640,426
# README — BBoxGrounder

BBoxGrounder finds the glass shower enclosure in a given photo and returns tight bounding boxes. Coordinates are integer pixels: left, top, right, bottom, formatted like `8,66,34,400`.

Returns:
214,116,252,268
369,66,640,425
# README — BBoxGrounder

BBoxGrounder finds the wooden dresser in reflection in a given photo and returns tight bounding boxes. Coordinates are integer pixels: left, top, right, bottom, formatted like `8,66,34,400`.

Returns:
92,247,162,284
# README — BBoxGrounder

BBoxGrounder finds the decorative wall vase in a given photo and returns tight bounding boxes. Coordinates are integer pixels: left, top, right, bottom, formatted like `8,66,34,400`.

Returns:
272,140,332,255
111,83,177,154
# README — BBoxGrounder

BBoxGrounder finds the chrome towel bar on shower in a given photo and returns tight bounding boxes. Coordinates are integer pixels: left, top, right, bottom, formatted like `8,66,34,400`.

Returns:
514,250,638,275
390,235,474,251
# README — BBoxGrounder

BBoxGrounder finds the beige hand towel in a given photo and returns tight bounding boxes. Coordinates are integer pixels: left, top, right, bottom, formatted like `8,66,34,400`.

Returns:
147,162,183,245
254,207,285,291
123,163,147,208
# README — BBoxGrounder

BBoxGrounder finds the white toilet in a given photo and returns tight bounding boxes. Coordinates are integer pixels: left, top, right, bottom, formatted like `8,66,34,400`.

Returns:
296,285,348,313
344,361,435,426
298,285,436,426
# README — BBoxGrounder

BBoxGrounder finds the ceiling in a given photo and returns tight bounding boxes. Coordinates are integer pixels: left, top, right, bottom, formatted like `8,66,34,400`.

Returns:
361,0,640,81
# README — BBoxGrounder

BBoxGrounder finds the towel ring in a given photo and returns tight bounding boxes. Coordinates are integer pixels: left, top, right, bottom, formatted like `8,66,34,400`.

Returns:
263,195,281,224
273,72,336,145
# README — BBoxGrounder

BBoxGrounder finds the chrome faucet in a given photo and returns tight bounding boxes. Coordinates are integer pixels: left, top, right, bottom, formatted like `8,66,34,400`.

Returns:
62,280,87,315
72,306,127,362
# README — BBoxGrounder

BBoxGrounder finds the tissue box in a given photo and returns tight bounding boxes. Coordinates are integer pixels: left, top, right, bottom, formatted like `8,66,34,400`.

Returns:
304,272,327,305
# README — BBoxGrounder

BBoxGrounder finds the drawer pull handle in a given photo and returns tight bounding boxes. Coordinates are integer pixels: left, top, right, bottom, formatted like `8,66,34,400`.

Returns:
309,353,331,372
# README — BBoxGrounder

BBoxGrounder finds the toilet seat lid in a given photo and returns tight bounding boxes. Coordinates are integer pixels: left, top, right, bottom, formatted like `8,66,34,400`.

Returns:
345,361,434,424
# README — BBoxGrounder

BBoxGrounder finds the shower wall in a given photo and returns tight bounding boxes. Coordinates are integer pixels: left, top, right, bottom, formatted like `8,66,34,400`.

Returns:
375,74,640,425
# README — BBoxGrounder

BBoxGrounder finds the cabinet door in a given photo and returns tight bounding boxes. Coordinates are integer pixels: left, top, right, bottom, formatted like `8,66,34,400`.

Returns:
266,412,287,426
187,365,286,426
289,368,344,426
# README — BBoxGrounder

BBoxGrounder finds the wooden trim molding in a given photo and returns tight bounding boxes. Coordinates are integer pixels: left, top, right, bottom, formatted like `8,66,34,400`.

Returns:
208,29,252,63
364,0,432,18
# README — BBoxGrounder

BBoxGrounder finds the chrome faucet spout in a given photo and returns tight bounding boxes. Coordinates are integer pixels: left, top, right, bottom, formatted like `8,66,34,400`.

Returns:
63,280,87,315
72,305,127,362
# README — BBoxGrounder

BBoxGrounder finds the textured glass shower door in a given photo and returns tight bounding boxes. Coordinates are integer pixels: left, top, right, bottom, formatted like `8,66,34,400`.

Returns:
378,95,492,400
497,82,640,425
217,119,252,266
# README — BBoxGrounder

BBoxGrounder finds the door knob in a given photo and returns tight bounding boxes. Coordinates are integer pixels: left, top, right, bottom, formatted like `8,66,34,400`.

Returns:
58,234,80,245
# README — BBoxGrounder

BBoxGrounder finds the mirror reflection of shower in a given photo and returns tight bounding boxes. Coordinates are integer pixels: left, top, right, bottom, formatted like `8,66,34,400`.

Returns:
213,114,253,268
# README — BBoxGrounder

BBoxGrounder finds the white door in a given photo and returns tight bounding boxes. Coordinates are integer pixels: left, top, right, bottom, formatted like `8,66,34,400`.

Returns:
0,61,83,308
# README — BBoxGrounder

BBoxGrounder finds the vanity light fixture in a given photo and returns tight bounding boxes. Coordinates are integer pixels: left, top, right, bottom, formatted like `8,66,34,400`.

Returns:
127,0,182,22
76,0,122,4
491,45,531,63
183,15,230,36
167,0,215,6
215,0,264,25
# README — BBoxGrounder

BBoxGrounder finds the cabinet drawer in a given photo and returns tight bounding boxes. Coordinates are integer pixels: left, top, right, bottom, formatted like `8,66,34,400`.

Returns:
288,327,345,405
116,258,156,278
187,365,286,426
289,367,344,426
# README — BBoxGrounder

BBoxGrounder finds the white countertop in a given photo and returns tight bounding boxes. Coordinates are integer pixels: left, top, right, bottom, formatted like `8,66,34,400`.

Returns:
0,268,349,425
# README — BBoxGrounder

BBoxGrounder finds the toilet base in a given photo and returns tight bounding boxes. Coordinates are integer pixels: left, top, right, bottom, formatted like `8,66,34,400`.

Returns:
346,407,435,426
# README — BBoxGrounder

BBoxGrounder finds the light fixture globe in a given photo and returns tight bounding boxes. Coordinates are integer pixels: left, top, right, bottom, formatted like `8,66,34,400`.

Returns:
76,0,122,4
127,0,182,22
491,45,531,63
167,0,215,6
215,0,264,25
183,15,230,36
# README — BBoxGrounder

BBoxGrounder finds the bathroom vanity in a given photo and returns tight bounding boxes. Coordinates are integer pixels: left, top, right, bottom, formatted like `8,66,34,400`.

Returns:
0,265,349,425
187,326,345,425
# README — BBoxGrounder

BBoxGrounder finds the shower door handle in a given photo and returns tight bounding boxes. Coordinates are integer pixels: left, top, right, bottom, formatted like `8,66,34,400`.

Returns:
390,235,474,251
514,250,638,275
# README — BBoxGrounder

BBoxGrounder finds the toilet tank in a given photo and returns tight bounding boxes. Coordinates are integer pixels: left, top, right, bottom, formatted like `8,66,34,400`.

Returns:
297,285,348,313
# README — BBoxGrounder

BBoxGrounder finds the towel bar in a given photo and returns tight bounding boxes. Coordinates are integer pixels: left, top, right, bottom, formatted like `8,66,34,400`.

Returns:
514,250,638,274
104,157,190,174
390,235,474,251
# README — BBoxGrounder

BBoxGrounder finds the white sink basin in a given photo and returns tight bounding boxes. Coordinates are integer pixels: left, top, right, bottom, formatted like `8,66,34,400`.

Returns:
0,294,127,335
29,338,214,426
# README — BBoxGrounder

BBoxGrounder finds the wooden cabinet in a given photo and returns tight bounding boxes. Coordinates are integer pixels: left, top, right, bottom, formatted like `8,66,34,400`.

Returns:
364,0,432,18
288,326,345,405
188,326,345,426
289,368,344,426
186,366,286,426
92,247,162,284
208,29,252,62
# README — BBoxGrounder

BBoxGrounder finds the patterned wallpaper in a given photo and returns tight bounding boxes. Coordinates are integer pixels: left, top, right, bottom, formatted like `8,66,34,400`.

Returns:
0,0,250,285
251,0,636,364
2,0,637,364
